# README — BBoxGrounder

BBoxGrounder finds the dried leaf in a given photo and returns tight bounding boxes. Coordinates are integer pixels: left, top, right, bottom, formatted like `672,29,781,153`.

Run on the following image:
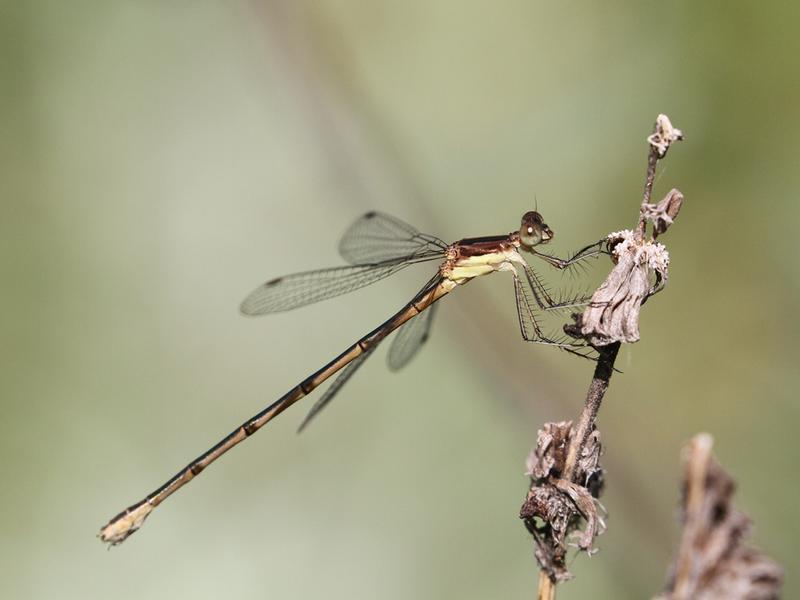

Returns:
642,189,684,238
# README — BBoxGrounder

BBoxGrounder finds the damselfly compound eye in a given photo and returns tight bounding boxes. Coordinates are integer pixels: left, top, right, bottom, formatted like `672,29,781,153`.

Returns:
520,212,544,247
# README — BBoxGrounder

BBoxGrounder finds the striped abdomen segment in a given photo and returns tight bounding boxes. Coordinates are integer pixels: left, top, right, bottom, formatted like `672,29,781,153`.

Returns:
99,277,456,545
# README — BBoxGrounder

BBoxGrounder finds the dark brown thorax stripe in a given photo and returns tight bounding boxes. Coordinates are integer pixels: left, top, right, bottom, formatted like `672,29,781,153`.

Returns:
453,235,515,258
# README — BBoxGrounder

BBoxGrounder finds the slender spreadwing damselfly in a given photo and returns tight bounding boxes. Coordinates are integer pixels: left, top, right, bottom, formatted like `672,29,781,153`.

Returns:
99,210,604,545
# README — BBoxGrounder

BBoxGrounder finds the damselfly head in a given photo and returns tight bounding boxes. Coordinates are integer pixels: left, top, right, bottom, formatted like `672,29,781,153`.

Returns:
519,211,553,249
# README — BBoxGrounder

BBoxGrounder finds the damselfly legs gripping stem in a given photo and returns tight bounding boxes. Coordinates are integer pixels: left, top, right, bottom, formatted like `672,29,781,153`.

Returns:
99,211,605,545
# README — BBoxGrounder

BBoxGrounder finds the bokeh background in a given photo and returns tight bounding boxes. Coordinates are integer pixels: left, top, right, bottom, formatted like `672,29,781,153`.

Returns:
3,2,798,598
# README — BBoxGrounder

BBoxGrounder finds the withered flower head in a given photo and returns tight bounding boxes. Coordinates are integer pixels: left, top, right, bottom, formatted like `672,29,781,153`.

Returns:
580,229,670,345
647,114,684,158
520,422,605,582
579,185,684,346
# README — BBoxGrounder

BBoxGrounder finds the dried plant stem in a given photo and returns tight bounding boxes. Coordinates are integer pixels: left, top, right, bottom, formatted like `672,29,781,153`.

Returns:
559,120,663,480
536,343,620,595
638,114,683,241
672,434,714,598
562,342,620,481
534,115,682,595
636,148,659,241
537,573,556,600
658,434,783,599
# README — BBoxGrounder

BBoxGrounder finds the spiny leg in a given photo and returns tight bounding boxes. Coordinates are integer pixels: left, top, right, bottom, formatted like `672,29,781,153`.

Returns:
524,239,609,313
532,239,608,271
521,263,590,312
513,273,575,347
513,272,597,360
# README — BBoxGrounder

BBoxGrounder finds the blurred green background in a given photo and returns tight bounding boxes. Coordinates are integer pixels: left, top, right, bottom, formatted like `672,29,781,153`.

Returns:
3,1,798,598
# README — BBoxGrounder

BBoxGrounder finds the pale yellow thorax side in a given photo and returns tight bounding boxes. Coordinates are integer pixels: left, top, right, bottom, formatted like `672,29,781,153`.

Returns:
444,247,525,284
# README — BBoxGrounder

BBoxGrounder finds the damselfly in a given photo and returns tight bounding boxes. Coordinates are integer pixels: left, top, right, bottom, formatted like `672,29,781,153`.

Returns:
99,211,603,545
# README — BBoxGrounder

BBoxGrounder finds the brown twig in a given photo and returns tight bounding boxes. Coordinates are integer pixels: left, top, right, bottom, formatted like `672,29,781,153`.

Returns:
537,574,555,600
638,114,684,241
527,114,684,596
533,341,619,597
637,148,660,242
561,342,619,482
562,115,681,479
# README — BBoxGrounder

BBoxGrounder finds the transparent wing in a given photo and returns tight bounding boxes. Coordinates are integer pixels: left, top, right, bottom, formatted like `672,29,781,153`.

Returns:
296,273,444,431
241,213,445,316
339,211,447,265
241,261,415,315
386,303,438,371
296,345,377,432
